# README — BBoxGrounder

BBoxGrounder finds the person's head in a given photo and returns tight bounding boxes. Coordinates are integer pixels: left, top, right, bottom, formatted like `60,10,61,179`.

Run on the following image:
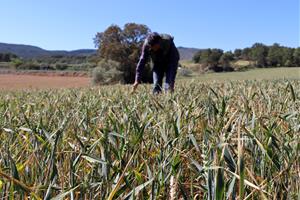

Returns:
148,32,161,52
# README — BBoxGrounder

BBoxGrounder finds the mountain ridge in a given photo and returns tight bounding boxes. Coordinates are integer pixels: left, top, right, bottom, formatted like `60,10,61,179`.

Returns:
0,42,199,60
0,42,97,58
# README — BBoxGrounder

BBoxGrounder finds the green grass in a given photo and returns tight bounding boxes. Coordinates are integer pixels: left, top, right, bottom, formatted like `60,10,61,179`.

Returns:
183,67,300,82
0,77,299,199
0,62,11,69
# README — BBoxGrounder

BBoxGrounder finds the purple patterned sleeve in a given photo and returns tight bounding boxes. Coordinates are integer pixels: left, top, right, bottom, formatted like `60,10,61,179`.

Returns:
135,41,150,83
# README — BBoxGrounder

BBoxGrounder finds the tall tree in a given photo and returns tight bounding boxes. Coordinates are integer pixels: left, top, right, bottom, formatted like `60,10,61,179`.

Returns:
282,47,294,67
122,23,150,82
293,47,300,66
94,25,126,63
94,23,151,83
267,43,283,67
209,49,223,67
193,48,224,71
250,43,268,67
234,49,242,59
193,51,201,63
220,51,234,66
241,48,251,60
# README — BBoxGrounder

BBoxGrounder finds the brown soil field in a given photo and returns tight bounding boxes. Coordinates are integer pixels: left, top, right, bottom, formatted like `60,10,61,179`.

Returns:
0,69,89,77
0,74,91,90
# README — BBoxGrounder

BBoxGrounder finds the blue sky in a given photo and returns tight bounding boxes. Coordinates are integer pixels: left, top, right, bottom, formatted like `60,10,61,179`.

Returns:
0,0,299,51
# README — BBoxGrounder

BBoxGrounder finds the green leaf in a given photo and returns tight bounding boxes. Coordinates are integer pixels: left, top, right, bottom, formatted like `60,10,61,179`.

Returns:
239,155,245,199
123,178,154,199
82,154,107,164
0,179,3,191
223,146,236,172
288,82,296,102
226,177,236,199
188,134,200,153
215,168,225,200
50,185,80,200
190,158,203,173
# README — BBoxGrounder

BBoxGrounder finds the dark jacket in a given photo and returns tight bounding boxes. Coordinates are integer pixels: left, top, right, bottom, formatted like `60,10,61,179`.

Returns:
135,34,180,83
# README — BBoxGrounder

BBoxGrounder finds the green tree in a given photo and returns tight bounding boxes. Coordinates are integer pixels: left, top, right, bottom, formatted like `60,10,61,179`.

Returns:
0,53,18,62
234,49,242,59
193,49,223,71
94,25,127,63
282,48,294,67
220,51,234,68
209,49,223,67
94,23,151,83
11,58,23,68
199,49,212,65
241,48,251,60
293,47,300,66
122,23,150,83
267,43,283,67
193,51,201,63
250,43,268,67
195,49,223,66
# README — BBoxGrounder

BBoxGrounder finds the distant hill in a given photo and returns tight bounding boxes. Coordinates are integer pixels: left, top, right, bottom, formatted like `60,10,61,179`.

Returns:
177,47,200,61
0,42,199,61
0,42,97,58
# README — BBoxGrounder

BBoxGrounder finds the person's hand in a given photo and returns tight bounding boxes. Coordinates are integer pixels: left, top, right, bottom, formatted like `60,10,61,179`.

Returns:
132,81,139,93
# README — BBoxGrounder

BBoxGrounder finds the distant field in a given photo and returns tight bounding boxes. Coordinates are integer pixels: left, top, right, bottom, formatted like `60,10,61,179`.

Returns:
186,67,300,82
0,74,90,90
0,67,299,90
0,62,11,69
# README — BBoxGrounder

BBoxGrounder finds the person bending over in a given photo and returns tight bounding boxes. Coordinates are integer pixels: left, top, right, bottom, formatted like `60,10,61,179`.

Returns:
133,32,180,94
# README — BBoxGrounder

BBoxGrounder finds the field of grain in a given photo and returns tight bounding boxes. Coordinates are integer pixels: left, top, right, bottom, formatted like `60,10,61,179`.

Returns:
0,67,299,91
0,74,90,90
0,77,299,199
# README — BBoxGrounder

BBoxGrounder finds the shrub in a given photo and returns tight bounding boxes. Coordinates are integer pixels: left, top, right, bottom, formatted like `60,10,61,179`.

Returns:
16,61,40,70
68,63,96,71
177,66,193,77
92,59,123,84
222,66,234,72
11,58,23,68
54,63,69,70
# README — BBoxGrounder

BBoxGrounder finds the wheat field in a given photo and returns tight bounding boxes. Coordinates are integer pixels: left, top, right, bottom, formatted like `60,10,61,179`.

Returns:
0,79,299,199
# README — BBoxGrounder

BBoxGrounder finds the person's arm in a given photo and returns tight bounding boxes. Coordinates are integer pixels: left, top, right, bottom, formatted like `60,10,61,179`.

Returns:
135,41,150,83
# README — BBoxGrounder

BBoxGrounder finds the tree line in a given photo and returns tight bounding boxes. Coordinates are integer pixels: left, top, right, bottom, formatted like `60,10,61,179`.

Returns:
193,43,300,72
0,53,96,71
1,23,299,84
0,53,18,62
93,23,300,84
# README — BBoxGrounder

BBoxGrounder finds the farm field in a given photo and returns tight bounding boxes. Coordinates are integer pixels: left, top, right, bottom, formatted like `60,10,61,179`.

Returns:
0,74,90,90
0,0,299,198
0,67,299,91
0,72,299,199
188,67,300,82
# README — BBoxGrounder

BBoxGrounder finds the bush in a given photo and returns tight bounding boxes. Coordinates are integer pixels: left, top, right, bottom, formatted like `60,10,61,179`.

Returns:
222,66,234,72
68,63,96,71
11,58,23,68
177,66,193,77
208,65,223,72
54,63,69,70
284,60,292,67
16,62,40,70
92,60,123,85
